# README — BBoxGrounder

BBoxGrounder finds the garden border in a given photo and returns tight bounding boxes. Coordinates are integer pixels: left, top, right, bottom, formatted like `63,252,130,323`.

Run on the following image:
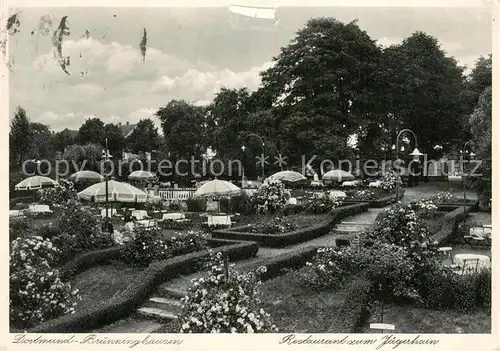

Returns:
212,203,369,247
432,206,473,245
28,239,258,333
341,190,405,208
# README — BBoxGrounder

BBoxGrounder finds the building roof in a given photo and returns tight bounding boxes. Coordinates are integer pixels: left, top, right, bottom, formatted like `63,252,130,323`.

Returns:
117,122,137,138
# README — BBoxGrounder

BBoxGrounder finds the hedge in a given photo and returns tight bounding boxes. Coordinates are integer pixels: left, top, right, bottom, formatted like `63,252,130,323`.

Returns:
342,190,405,208
244,246,318,281
328,275,373,333
433,206,472,245
29,240,258,333
213,203,369,247
59,238,248,280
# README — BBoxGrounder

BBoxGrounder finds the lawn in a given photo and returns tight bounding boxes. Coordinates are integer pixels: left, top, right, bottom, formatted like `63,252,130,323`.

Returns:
364,304,490,333
71,261,145,312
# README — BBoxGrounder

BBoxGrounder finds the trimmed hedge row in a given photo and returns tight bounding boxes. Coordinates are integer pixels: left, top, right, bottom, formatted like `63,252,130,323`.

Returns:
342,190,405,208
245,246,319,281
433,206,472,245
29,240,258,333
328,275,373,333
59,238,241,280
213,203,369,247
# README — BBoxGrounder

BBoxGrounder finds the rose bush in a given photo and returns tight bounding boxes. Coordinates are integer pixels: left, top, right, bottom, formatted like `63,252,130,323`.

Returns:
254,178,290,214
39,179,77,208
305,193,342,213
249,216,298,235
120,227,209,267
178,252,277,333
9,236,80,329
379,170,401,191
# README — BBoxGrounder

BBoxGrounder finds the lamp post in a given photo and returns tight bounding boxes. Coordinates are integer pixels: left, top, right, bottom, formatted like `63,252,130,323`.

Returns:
101,138,112,220
462,141,474,221
245,133,266,179
395,129,422,201
241,145,246,187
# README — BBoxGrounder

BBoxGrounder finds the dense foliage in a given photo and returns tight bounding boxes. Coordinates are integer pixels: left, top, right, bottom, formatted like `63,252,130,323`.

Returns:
254,178,290,214
178,252,277,333
249,216,298,235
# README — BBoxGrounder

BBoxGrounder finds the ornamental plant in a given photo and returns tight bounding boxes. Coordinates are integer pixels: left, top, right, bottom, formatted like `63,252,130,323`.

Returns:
51,202,114,263
254,178,290,214
413,199,439,219
350,189,377,201
424,191,457,204
249,216,298,235
372,203,438,264
305,192,342,213
379,170,401,191
178,252,277,333
9,236,80,329
39,179,77,207
120,227,209,267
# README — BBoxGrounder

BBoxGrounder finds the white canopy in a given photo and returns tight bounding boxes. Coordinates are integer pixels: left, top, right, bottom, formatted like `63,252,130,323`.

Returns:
15,176,58,191
193,179,242,198
77,180,148,203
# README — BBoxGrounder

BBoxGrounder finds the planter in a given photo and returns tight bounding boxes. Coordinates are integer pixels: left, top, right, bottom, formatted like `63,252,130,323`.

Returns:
213,203,369,247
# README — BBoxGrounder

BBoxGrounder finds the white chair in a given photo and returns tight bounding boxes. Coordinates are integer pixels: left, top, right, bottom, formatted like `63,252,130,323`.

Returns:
369,180,382,188
162,213,185,221
101,208,117,218
207,215,232,228
329,190,347,199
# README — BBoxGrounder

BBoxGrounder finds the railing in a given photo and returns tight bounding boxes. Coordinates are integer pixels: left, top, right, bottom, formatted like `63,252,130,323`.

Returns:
158,188,196,201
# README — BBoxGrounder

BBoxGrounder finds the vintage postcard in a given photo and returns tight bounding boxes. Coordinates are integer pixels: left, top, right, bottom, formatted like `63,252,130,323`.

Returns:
1,0,497,350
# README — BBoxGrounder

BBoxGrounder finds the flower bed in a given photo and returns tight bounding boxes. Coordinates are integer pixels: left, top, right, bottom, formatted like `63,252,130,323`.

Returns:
213,203,369,247
342,189,405,208
28,239,259,333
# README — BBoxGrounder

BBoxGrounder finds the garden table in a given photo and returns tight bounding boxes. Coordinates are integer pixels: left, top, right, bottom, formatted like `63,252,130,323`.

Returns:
162,212,185,221
368,181,382,188
454,254,490,273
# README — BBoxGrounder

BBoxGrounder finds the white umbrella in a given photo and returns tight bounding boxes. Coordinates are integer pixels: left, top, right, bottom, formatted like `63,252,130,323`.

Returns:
268,170,307,184
322,170,355,182
69,170,104,183
193,179,242,198
15,176,58,191
128,170,156,181
77,180,148,203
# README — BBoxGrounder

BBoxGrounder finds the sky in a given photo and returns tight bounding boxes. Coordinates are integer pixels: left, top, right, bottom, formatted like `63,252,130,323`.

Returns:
7,6,493,133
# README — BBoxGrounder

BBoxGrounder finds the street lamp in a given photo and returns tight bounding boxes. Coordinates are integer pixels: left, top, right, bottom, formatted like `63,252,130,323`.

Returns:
101,138,113,220
462,141,474,221
241,145,246,187
245,133,265,179
395,129,422,200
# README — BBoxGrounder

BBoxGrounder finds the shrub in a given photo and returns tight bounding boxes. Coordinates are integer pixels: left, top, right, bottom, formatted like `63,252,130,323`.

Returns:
254,178,290,214
380,170,401,191
159,219,191,230
37,222,61,239
51,202,114,263
349,189,377,201
372,203,438,264
424,191,457,204
220,193,255,215
120,228,209,267
304,193,342,213
300,247,352,289
10,237,80,329
186,198,206,212
475,268,491,312
168,200,183,211
39,179,77,207
178,252,277,333
412,199,439,219
9,216,35,242
249,216,298,235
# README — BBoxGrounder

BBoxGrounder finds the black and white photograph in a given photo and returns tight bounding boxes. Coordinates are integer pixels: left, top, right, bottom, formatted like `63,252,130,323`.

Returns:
3,1,496,343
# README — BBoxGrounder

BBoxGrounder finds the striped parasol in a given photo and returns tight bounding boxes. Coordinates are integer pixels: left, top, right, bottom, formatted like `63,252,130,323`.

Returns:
268,170,307,184
77,180,148,203
15,176,58,191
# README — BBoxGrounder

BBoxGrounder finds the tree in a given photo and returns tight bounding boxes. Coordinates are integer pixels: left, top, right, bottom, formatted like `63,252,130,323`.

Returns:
256,18,383,166
103,123,125,157
29,122,54,160
52,129,75,153
77,117,105,145
63,143,102,173
125,119,162,154
206,88,252,159
10,107,33,167
467,55,492,106
156,100,206,159
469,86,491,205
380,32,469,158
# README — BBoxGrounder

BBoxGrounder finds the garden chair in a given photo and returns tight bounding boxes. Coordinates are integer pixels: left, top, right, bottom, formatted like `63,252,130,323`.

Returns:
101,208,117,218
437,247,453,264
369,323,395,333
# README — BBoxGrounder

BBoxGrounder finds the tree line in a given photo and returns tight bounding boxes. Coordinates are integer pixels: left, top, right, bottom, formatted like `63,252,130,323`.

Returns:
10,18,492,186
